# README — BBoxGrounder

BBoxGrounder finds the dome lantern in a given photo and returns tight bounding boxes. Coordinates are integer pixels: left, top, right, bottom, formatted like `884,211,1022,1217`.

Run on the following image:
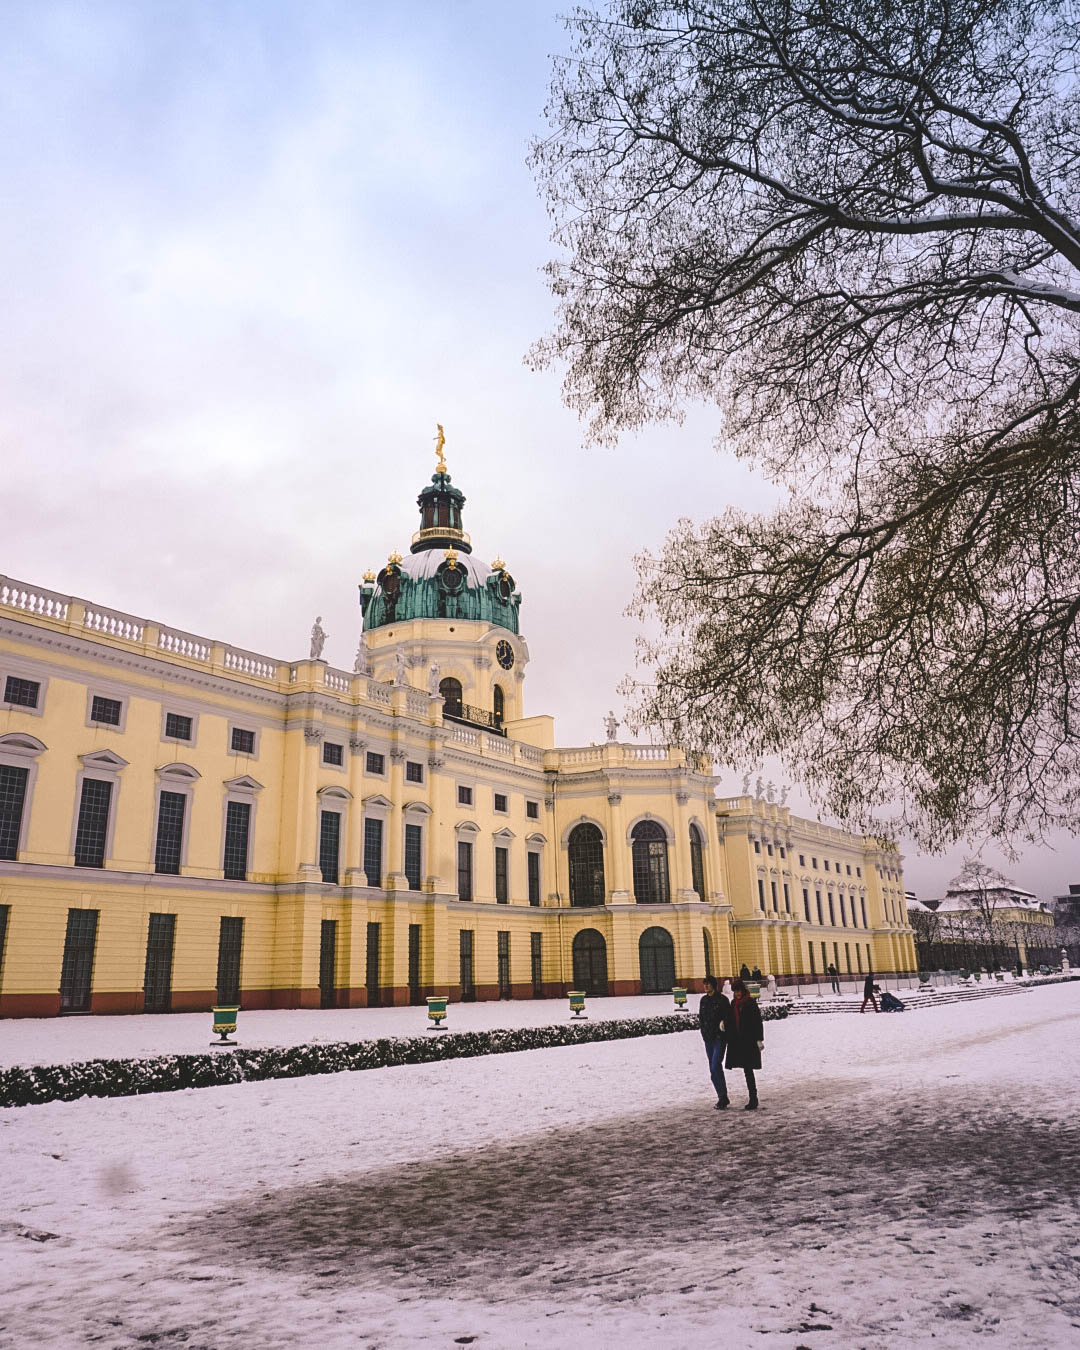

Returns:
411,424,472,555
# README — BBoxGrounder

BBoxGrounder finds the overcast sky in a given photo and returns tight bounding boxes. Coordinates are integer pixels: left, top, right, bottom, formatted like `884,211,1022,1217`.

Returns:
2,0,1074,901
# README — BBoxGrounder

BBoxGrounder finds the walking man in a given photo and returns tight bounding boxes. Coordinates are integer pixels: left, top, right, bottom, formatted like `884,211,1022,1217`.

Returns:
827,962,841,995
861,971,879,1013
699,975,731,1109
725,978,765,1110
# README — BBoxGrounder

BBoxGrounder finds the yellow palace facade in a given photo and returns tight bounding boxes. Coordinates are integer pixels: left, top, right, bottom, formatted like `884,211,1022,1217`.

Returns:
0,448,915,1017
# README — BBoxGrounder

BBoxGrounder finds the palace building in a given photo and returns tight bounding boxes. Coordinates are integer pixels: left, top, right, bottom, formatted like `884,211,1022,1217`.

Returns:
0,443,915,1016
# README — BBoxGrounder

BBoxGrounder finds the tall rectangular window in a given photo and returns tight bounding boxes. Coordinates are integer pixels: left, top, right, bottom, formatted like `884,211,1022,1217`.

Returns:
833,941,840,971
73,778,112,868
770,880,778,911
530,931,543,996
821,940,828,970
809,943,816,975
844,941,851,973
3,676,39,708
404,822,423,890
143,913,176,1013
816,891,824,925
0,764,29,861
363,817,383,887
90,695,122,725
457,839,473,900
164,712,192,741
828,893,836,925
783,883,790,912
319,919,338,1008
408,923,422,1004
757,878,765,910
154,791,186,875
527,851,541,906
459,929,475,1001
366,921,381,1006
222,800,251,880
319,810,341,884
840,895,847,926
59,908,98,1011
216,916,244,1003
0,903,9,990
856,944,863,972
497,930,511,997
802,888,811,922
861,897,868,927
495,846,509,903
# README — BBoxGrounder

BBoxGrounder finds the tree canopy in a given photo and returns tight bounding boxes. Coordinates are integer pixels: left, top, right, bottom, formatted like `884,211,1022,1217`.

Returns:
532,0,1080,850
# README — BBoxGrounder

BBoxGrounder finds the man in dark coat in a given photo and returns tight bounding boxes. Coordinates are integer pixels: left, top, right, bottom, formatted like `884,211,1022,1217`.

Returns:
724,978,764,1110
699,975,731,1109
827,962,841,994
860,972,879,1013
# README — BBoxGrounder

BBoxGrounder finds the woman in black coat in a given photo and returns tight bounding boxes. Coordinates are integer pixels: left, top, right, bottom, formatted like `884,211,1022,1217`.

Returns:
724,978,764,1110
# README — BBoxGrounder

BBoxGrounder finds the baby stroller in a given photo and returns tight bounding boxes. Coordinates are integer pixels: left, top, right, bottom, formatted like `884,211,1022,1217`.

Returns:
880,990,905,1013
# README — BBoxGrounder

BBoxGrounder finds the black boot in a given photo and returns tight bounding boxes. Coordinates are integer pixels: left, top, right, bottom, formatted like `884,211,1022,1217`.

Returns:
715,1097,730,1110
744,1099,758,1111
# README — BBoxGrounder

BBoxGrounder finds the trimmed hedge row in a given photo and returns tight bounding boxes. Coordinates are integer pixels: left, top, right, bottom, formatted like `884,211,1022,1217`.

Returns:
0,1004,789,1109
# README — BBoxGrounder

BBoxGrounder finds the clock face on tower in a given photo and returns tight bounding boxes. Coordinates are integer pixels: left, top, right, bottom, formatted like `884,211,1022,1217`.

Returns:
496,639,515,670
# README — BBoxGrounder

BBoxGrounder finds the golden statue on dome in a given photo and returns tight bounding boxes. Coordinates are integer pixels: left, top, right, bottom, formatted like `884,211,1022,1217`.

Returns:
434,423,447,474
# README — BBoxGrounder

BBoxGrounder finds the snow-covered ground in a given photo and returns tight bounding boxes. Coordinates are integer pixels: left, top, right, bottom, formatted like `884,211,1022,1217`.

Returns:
0,975,1033,1070
0,994,702,1068
2,984,1078,1349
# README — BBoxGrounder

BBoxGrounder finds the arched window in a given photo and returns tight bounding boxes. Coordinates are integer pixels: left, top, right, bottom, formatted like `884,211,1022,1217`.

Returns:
638,926,676,993
438,677,463,717
631,820,670,904
568,823,605,907
571,928,608,995
703,927,713,979
689,823,706,900
492,683,505,726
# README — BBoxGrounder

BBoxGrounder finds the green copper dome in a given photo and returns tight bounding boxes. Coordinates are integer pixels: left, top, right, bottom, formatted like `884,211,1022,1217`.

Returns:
359,468,521,634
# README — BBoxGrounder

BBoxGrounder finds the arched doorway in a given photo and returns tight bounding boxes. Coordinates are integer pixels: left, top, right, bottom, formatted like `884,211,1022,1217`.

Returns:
439,677,463,718
572,928,608,995
568,823,606,907
493,683,505,727
639,926,676,993
631,820,670,903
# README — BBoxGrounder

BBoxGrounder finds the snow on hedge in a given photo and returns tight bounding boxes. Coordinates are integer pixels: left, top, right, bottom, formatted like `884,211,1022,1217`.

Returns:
0,1006,790,1108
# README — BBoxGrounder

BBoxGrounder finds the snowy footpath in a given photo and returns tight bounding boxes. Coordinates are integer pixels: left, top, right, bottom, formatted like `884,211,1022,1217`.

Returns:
2,985,1078,1350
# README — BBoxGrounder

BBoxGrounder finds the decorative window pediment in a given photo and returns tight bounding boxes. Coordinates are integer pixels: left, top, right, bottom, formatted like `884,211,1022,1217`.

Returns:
493,826,515,840
157,762,201,781
456,819,481,835
224,774,264,794
0,732,47,757
317,784,353,801
362,792,393,810
79,748,129,771
403,800,433,815
526,831,548,845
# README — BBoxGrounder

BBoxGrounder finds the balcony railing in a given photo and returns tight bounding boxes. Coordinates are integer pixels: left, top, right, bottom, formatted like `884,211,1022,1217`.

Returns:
443,701,506,737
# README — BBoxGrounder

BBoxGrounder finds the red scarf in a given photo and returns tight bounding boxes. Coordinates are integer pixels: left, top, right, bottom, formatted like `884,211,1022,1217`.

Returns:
733,991,749,1027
